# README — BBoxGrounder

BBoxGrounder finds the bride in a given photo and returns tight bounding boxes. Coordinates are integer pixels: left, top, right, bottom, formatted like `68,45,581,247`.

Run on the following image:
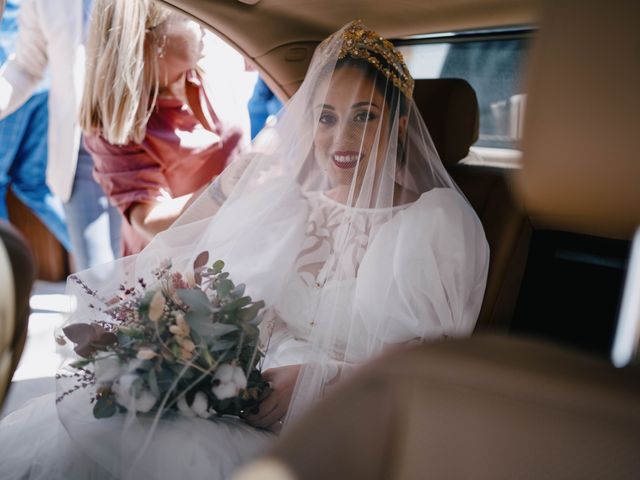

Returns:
0,19,489,480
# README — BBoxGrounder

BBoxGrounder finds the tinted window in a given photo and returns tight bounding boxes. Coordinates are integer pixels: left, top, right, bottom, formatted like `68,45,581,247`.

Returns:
398,36,529,149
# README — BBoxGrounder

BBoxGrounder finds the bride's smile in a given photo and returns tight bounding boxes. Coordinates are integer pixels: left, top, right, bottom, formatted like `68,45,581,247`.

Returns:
313,65,391,191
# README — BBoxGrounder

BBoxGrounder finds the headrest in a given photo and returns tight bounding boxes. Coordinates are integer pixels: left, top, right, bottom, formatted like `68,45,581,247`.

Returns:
0,220,33,408
412,78,479,168
513,0,640,240
0,221,34,345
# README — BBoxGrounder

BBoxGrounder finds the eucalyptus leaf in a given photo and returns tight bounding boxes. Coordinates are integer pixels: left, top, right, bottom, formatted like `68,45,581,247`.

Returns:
232,284,246,297
171,344,181,359
148,369,160,397
241,323,260,338
186,312,238,339
221,296,252,312
190,330,202,345
201,345,214,367
155,369,174,390
131,377,144,396
238,301,265,322
177,289,216,314
118,327,145,339
94,396,117,418
212,260,225,274
216,279,234,297
141,289,157,308
211,323,239,336
209,339,236,352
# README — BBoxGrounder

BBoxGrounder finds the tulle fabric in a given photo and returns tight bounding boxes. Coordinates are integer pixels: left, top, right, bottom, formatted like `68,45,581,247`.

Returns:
0,393,271,480
0,20,489,479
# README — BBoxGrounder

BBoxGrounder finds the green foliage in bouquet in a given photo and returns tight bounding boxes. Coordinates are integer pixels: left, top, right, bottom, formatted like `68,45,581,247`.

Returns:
57,252,270,421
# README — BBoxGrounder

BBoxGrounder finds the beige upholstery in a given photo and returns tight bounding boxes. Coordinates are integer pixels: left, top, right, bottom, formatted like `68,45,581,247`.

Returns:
414,79,530,330
164,0,540,100
512,0,640,240
234,336,640,480
0,221,35,408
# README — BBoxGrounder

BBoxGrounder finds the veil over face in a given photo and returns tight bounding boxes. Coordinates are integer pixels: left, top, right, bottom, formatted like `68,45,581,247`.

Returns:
56,20,489,475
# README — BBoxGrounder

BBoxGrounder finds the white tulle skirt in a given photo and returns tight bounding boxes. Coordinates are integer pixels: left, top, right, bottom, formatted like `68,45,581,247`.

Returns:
0,393,273,480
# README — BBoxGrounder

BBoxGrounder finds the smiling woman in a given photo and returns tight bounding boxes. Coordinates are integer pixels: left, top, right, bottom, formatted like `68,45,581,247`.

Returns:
313,60,415,206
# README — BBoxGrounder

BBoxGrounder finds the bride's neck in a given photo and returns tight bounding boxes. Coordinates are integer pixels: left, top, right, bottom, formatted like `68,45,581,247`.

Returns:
326,183,418,207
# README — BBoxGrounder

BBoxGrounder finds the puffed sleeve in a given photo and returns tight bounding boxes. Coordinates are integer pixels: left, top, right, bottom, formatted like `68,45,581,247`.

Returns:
355,188,490,344
85,135,168,220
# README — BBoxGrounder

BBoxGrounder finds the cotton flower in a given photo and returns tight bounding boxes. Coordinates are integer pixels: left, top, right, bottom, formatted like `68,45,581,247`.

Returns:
148,291,166,322
112,373,158,413
212,364,247,400
177,392,213,418
94,354,123,384
177,396,195,417
135,390,158,413
191,392,211,418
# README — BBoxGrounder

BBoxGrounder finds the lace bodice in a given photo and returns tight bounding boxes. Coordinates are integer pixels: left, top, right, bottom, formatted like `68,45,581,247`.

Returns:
260,188,489,367
294,192,407,288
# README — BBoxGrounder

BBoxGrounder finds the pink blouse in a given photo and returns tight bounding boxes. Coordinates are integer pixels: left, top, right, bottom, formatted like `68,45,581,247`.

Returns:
86,71,244,256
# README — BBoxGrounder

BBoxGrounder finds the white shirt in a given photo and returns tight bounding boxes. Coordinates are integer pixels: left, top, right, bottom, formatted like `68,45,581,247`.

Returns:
0,0,87,201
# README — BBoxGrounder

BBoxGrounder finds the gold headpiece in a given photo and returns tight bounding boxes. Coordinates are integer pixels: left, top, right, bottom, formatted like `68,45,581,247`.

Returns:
329,20,414,98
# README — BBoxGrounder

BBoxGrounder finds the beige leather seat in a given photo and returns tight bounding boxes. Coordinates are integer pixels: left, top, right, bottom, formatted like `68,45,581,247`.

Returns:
414,78,530,331
236,336,640,480
0,221,35,408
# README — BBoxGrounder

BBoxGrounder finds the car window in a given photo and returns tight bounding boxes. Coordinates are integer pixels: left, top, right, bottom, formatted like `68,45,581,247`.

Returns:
397,32,530,151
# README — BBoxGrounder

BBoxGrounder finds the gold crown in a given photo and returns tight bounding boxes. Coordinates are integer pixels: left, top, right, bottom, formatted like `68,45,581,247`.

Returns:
329,20,414,98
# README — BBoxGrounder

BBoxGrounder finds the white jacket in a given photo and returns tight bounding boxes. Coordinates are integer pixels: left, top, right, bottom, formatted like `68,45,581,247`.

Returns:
0,0,86,201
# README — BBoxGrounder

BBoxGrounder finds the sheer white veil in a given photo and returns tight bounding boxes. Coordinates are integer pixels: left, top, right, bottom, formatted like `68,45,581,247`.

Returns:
56,20,489,474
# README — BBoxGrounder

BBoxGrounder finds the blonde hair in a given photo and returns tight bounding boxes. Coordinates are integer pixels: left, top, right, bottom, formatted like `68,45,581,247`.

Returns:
79,0,172,145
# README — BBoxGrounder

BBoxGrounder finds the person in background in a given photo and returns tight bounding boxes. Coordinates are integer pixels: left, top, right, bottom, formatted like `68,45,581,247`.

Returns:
80,0,249,256
0,0,121,271
0,0,70,252
247,76,282,139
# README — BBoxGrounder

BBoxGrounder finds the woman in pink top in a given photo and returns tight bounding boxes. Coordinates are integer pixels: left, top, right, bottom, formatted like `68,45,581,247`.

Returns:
80,0,247,256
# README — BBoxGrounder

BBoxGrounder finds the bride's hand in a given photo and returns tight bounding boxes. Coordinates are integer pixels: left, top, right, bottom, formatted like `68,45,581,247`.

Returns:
243,364,302,431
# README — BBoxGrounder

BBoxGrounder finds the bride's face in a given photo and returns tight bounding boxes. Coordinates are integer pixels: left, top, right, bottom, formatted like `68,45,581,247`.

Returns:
313,65,391,190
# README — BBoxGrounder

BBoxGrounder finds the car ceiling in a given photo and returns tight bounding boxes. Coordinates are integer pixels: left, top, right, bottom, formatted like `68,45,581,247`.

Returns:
162,0,540,98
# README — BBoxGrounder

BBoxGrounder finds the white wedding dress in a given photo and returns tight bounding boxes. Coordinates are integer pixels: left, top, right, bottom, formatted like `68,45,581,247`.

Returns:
0,184,488,480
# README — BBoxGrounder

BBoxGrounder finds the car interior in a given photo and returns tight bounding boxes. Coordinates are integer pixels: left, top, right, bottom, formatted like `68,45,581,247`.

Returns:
1,0,639,477
0,221,35,407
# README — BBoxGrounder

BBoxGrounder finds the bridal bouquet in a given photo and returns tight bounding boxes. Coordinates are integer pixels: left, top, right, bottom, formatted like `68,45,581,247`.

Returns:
57,252,269,420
